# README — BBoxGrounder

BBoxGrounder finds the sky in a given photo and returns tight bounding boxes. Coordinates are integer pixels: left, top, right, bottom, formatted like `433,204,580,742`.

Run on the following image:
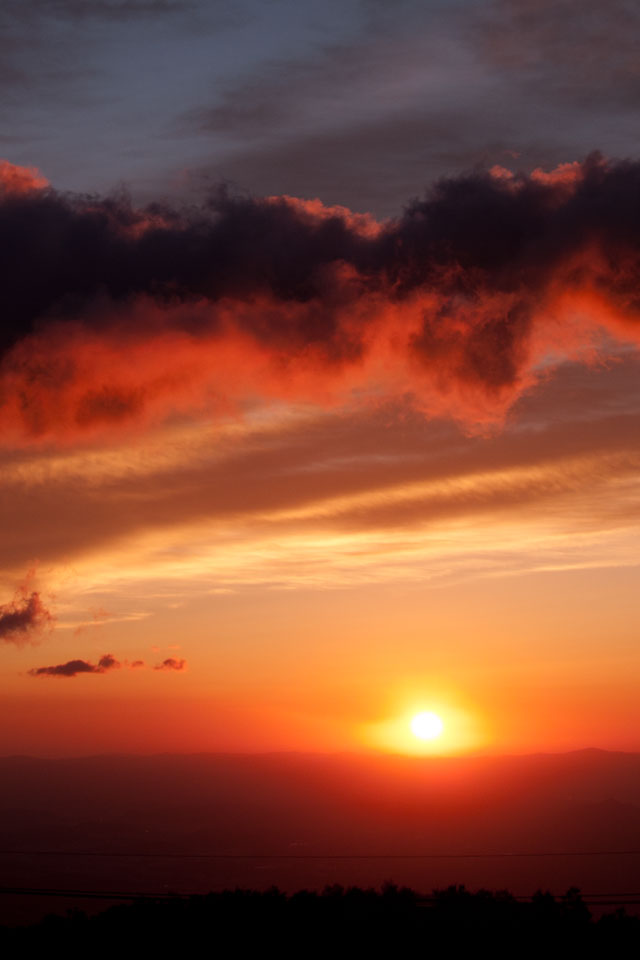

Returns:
1,0,639,758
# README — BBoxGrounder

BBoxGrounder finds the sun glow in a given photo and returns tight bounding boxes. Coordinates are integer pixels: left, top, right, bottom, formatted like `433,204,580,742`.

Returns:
410,711,443,740
364,696,485,756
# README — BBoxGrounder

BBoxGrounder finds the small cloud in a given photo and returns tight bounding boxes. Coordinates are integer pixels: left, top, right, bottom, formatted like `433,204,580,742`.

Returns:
29,652,121,678
90,607,112,622
154,657,186,671
0,577,54,645
97,653,119,671
130,659,145,668
0,160,48,196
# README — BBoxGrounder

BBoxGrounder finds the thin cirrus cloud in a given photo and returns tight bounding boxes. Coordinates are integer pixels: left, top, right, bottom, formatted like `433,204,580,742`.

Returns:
13,388,636,606
0,354,639,597
476,0,640,109
1,154,640,449
183,0,640,215
1,0,639,213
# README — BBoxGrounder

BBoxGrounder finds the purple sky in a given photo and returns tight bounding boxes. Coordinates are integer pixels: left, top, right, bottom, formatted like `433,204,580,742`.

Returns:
3,0,639,215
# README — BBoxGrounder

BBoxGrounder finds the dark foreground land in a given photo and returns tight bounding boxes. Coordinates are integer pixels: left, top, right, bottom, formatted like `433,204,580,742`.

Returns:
2,749,640,909
1,885,639,956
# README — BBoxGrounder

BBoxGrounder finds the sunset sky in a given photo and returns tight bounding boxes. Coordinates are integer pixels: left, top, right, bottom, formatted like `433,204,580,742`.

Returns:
1,0,639,759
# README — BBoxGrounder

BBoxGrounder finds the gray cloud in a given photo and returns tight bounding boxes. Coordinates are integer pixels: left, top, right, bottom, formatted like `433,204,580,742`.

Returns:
182,0,640,215
1,0,638,214
28,652,120,677
154,657,187,671
477,0,640,109
194,112,528,219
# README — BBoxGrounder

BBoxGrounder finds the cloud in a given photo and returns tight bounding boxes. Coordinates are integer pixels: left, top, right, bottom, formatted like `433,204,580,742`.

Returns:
154,657,186,671
2,0,195,24
0,579,53,644
1,154,640,445
477,0,640,110
96,652,119,670
28,654,186,676
28,651,121,677
180,0,640,217
3,358,636,600
0,159,49,195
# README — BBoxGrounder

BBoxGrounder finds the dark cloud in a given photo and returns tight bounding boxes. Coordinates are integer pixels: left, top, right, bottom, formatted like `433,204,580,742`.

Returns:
29,652,121,677
2,153,640,443
97,652,119,670
0,169,373,359
192,108,520,220
154,657,186,671
0,587,53,644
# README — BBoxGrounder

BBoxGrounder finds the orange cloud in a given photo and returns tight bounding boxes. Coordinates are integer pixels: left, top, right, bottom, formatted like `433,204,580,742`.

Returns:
0,160,49,196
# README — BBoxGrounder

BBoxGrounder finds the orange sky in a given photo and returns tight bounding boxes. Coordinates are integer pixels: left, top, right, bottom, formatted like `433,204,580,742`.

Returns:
2,354,639,757
1,160,640,758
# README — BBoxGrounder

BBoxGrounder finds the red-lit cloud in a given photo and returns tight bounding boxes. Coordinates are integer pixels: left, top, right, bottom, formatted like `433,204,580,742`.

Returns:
0,159,49,196
2,154,640,445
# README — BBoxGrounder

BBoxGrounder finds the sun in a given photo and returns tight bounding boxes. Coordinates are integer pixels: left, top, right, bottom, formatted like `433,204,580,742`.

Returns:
410,711,444,741
365,700,482,755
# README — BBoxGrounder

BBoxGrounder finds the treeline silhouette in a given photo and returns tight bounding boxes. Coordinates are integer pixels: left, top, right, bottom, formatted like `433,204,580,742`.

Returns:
1,884,638,954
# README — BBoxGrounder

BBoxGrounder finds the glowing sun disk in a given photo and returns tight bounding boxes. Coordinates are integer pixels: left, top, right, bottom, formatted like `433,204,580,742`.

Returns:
410,711,444,740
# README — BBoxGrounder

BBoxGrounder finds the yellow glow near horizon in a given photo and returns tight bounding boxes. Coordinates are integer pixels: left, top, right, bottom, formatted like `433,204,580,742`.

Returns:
364,698,485,756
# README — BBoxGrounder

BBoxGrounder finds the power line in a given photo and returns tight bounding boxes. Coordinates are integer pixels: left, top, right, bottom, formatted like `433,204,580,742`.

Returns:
1,849,640,860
